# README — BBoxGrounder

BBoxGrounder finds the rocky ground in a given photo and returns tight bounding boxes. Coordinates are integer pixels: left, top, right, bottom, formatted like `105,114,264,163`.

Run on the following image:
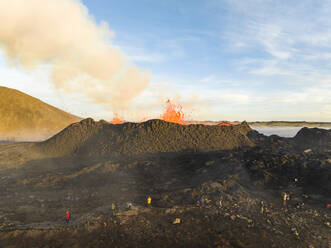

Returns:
0,119,330,247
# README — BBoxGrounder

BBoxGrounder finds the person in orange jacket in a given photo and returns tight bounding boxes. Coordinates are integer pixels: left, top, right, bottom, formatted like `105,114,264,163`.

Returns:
66,210,70,224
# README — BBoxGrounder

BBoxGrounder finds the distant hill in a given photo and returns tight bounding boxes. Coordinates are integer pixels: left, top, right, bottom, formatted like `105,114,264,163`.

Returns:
186,121,331,127
249,121,331,127
0,86,82,141
37,118,254,157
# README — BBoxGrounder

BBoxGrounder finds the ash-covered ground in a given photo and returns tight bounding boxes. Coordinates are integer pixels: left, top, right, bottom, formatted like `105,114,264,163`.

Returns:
0,119,330,248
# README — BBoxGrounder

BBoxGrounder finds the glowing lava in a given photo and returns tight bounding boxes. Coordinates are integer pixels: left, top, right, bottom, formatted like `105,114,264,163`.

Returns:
161,99,185,124
217,121,232,127
111,113,124,124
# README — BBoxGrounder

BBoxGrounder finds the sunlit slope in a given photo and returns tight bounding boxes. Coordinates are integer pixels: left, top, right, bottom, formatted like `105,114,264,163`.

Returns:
0,86,82,141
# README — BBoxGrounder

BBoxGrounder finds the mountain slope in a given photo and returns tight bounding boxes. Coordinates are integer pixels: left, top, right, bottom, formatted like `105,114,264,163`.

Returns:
0,86,82,141
37,118,254,157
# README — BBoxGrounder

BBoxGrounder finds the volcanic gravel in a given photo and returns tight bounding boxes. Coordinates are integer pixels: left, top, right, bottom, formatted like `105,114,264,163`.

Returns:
0,120,330,247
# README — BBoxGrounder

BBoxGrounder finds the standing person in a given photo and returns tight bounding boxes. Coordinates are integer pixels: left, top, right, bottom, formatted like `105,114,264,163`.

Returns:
66,210,70,224
111,203,116,215
201,197,205,207
217,199,222,216
283,193,289,208
147,196,152,207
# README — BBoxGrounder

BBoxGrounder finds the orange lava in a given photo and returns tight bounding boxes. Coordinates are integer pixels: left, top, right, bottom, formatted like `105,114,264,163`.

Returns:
111,113,124,124
217,121,232,127
161,99,185,124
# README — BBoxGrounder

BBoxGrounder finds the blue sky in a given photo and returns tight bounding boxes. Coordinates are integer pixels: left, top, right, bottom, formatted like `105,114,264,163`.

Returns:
1,0,330,121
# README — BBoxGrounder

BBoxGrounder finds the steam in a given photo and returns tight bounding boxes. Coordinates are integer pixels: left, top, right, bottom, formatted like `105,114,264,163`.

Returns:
0,0,150,110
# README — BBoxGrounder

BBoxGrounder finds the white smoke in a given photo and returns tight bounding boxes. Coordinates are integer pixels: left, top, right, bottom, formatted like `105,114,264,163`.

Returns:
0,0,151,111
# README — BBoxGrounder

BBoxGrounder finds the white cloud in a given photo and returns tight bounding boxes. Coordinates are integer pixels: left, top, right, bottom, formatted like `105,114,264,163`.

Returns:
224,0,331,108
252,23,293,59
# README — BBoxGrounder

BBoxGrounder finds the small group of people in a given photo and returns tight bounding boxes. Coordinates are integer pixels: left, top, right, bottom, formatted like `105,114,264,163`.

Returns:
196,198,204,207
63,196,150,224
296,202,304,209
283,192,306,209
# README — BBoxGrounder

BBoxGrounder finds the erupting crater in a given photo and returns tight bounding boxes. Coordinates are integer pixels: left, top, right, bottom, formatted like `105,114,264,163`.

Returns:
161,99,185,124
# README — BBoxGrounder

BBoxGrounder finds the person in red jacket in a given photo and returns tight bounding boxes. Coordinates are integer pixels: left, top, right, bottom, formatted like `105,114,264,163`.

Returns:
66,210,70,224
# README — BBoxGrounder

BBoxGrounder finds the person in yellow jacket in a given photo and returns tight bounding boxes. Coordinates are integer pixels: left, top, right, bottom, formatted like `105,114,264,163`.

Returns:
111,203,116,215
147,196,152,207
283,193,289,208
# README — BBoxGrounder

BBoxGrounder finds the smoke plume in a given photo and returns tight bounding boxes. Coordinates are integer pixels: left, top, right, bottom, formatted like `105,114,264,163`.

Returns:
0,0,150,110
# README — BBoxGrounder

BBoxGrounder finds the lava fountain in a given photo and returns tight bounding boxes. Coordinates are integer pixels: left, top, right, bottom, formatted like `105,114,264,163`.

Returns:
111,113,124,124
161,99,185,124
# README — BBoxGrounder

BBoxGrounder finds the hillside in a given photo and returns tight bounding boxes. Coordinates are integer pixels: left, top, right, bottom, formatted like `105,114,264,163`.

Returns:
37,118,254,157
294,127,331,149
0,86,82,141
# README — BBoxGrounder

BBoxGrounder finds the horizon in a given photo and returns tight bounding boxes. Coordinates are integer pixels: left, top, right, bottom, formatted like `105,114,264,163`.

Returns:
3,83,331,123
0,0,330,122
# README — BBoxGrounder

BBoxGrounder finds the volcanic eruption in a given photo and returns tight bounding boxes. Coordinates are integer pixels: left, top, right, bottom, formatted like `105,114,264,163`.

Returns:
111,113,125,124
0,89,331,248
161,99,185,124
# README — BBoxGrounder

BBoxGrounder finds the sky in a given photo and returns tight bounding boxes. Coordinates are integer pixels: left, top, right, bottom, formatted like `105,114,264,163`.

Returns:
0,0,330,121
